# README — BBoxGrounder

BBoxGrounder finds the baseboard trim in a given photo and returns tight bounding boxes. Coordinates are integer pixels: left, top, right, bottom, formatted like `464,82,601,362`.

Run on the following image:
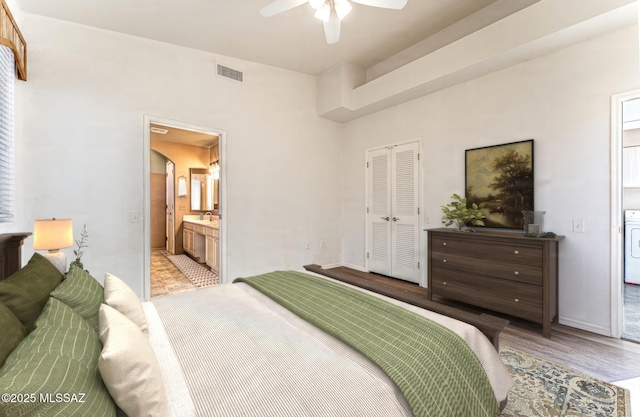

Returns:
559,317,611,337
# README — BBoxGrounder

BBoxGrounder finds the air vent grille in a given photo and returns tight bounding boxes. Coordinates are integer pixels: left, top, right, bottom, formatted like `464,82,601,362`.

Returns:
216,64,244,84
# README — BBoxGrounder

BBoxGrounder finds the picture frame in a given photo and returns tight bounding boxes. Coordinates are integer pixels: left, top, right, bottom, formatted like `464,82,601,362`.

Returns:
465,139,534,230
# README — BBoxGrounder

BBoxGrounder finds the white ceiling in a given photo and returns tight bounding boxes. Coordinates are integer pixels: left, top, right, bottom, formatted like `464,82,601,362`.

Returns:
14,0,497,75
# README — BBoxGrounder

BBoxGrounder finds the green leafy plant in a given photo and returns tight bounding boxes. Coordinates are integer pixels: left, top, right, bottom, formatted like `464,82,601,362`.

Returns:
441,194,486,231
70,224,89,269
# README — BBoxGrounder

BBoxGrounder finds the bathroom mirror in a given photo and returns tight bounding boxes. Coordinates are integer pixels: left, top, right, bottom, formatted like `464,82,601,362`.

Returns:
190,168,217,211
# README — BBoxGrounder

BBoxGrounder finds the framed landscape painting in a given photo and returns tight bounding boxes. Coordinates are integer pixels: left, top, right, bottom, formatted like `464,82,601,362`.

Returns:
465,139,534,229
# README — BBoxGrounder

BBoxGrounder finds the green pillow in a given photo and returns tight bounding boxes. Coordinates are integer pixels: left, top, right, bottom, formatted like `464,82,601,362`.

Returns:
20,298,101,365
0,353,116,417
0,253,64,330
50,265,103,332
0,302,27,368
0,298,116,417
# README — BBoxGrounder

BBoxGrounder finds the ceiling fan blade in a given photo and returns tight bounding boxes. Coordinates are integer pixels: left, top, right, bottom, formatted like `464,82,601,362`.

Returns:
350,0,407,10
260,0,309,17
323,13,341,44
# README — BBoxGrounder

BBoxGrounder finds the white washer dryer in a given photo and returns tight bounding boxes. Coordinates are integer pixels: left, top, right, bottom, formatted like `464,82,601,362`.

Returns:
625,210,640,284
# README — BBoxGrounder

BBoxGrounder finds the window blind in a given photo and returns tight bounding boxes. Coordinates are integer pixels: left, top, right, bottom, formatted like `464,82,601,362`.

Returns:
0,44,14,222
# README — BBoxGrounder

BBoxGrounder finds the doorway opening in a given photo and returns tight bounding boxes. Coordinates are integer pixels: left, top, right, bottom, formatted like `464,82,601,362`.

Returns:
143,115,226,300
612,90,640,342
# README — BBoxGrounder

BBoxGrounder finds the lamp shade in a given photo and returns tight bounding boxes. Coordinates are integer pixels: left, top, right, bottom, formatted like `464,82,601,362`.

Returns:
34,218,73,250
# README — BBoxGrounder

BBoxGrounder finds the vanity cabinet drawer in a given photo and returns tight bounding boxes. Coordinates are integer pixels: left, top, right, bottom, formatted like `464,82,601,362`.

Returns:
205,227,218,238
184,222,195,231
193,225,206,235
431,267,543,322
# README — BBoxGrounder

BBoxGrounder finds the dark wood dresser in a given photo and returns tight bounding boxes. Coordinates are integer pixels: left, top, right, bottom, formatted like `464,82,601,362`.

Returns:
427,228,563,337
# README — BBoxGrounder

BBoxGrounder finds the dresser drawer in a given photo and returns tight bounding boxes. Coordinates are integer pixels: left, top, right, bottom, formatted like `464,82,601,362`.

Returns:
430,252,543,286
431,267,543,322
431,236,542,266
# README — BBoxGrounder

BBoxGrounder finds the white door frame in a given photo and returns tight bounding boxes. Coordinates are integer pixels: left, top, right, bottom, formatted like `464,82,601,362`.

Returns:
610,89,640,338
364,138,425,286
143,115,227,301
166,160,175,254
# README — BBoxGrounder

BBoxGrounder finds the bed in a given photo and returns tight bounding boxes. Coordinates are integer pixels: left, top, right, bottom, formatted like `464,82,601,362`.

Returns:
0,233,513,417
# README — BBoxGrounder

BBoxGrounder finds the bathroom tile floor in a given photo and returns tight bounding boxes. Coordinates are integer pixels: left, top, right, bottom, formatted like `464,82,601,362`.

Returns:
150,249,197,297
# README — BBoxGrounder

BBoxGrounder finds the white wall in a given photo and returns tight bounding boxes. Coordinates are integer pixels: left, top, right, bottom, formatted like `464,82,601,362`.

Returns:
15,14,343,295
341,25,640,336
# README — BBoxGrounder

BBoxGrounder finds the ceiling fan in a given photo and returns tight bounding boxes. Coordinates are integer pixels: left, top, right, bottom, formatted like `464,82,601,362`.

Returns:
260,0,408,45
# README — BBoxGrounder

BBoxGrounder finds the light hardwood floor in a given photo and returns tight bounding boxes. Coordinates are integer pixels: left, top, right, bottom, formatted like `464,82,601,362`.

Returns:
322,266,640,384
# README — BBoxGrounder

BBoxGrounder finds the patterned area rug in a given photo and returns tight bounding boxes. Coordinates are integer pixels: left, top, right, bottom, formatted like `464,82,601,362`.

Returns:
500,346,631,417
164,253,219,288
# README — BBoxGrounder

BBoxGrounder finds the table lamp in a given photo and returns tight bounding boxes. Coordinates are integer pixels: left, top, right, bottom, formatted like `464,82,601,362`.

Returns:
34,218,73,274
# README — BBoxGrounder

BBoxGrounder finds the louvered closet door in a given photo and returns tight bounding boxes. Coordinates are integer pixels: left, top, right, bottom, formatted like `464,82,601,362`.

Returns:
367,148,392,276
390,142,420,283
366,142,420,283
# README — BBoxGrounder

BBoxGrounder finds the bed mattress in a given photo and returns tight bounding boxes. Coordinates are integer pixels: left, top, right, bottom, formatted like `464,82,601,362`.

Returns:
142,272,513,417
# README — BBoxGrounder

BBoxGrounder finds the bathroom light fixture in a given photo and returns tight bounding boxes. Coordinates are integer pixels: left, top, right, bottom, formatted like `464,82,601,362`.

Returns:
210,161,220,180
150,127,168,134
34,218,73,274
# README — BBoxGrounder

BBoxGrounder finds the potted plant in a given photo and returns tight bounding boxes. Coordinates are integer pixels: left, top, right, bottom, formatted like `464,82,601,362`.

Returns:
70,224,89,269
441,194,486,231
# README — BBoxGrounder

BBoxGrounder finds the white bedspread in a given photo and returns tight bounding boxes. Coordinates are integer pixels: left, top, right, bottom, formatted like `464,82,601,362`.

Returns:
143,271,513,417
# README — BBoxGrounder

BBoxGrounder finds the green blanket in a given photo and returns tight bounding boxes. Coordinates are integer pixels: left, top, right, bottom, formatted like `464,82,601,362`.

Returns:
234,271,499,417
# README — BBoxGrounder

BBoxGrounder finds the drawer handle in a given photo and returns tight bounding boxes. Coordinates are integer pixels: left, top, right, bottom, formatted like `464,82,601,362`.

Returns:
442,242,447,246
443,281,447,285
514,298,519,303
514,271,519,275
514,250,519,255
442,259,447,263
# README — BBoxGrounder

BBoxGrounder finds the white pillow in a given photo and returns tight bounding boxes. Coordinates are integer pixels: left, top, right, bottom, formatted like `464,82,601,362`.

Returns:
98,304,169,417
104,272,148,336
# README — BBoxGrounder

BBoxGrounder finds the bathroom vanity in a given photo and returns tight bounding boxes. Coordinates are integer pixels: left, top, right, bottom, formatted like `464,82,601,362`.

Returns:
183,218,219,275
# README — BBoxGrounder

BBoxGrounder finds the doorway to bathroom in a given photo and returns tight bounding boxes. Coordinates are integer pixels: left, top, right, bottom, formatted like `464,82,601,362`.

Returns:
143,115,226,300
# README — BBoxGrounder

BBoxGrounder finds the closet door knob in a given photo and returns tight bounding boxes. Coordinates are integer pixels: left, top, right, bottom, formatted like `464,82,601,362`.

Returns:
392,217,399,222
381,216,390,221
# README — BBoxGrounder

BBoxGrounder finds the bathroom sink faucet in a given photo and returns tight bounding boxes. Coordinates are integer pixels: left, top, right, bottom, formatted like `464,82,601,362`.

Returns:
204,212,213,221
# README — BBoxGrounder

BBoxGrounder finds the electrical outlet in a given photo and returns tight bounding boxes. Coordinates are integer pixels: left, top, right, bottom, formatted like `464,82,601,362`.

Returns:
305,241,311,250
320,239,325,248
572,219,585,233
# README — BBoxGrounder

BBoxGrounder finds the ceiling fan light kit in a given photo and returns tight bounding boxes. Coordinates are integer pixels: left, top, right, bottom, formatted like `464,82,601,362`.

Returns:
260,0,407,44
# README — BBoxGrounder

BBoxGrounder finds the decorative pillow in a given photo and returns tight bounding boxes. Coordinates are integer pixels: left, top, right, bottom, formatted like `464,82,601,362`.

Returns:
21,298,101,365
0,299,115,417
0,302,27,367
103,272,148,336
50,265,104,332
0,253,64,330
98,304,168,417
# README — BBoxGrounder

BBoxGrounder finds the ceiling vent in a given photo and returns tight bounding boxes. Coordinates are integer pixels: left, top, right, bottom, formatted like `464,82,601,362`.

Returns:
216,63,244,84
150,127,168,134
